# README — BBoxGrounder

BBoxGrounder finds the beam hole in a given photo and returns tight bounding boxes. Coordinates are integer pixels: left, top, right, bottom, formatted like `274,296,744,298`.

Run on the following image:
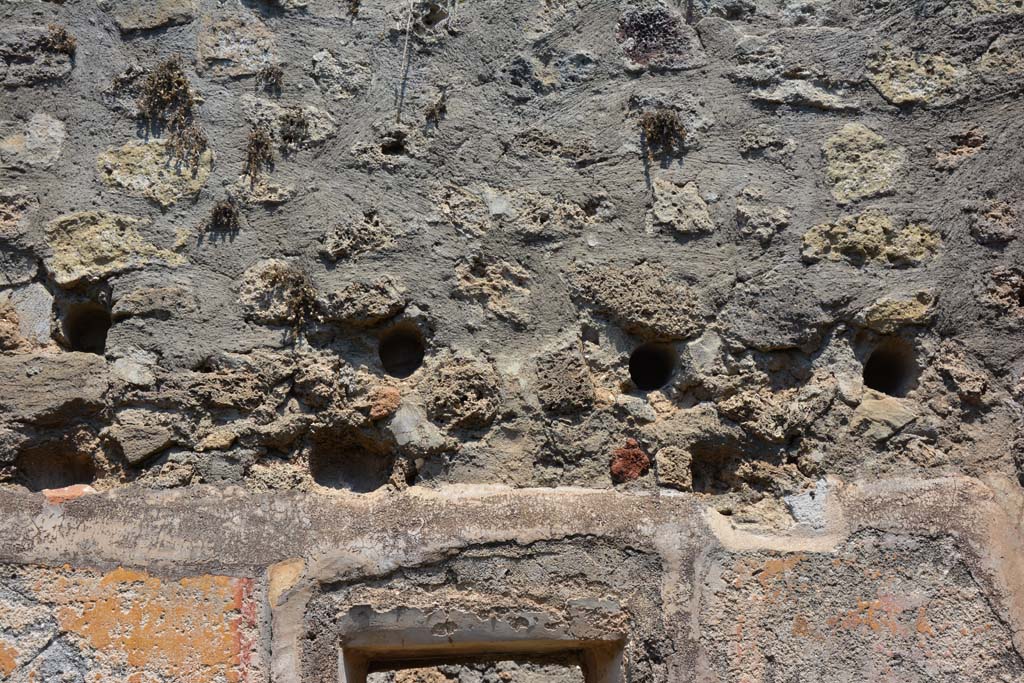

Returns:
64,302,111,355
379,324,425,379
628,342,675,391
863,339,917,397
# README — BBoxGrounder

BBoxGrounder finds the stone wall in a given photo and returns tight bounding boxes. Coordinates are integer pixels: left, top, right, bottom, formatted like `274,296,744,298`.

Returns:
1,0,1023,681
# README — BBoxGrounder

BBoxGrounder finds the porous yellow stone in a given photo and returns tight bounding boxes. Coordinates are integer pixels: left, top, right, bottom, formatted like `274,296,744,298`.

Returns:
823,124,906,205
45,211,184,287
859,291,936,333
802,210,939,267
97,139,212,208
868,47,963,106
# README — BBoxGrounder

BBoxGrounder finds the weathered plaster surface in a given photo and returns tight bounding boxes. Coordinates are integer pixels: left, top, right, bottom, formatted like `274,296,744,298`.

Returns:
1,478,1023,680
2,0,1023,680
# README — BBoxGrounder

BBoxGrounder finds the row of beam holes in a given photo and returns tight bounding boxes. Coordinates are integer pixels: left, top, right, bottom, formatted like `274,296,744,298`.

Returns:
381,329,678,391
252,334,918,494
35,318,916,491
628,339,917,397
59,303,919,398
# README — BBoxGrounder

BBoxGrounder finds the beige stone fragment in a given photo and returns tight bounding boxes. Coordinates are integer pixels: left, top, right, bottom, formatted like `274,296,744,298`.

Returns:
453,256,531,327
0,352,108,421
656,446,692,491
0,187,36,239
110,425,174,465
852,394,917,441
646,178,715,236
802,210,939,267
971,0,1024,12
393,669,451,683
311,49,371,100
735,187,790,246
97,140,212,208
99,0,197,31
45,212,184,287
822,123,906,205
0,112,65,170
197,14,276,78
238,259,317,326
196,427,238,452
0,298,26,351
751,81,860,111
868,47,963,106
859,291,936,333
978,34,1024,75
231,176,296,206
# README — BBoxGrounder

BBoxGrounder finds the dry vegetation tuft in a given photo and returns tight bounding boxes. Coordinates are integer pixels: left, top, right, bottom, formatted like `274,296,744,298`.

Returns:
245,124,275,182
639,108,686,158
138,56,208,168
279,109,310,145
44,24,77,56
257,65,284,95
208,197,241,233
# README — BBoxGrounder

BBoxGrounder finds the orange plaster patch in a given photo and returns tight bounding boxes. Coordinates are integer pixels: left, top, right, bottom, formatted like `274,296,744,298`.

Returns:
0,640,18,677
833,594,907,636
755,554,805,588
47,567,255,683
792,614,812,637
915,606,934,636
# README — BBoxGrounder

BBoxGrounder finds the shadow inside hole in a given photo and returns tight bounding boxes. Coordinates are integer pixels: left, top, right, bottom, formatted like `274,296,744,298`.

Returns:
380,131,407,156
379,325,425,378
15,445,96,492
863,339,917,397
343,633,622,683
629,343,676,391
689,443,740,494
421,1,449,27
309,430,394,493
64,303,111,355
366,659,584,683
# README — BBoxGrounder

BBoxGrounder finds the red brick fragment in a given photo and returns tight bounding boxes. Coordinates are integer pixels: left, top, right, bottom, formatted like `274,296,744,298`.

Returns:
42,484,97,504
369,386,401,421
610,438,650,483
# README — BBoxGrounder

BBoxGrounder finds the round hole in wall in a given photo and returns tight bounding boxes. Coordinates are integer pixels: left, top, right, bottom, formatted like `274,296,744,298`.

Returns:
378,324,425,378
862,339,916,397
629,342,676,391
64,303,111,355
